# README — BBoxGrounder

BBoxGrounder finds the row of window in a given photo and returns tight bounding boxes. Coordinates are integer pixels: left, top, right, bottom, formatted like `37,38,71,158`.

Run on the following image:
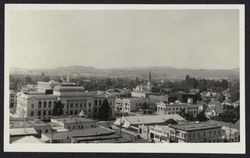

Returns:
67,124,95,130
36,101,56,109
30,110,53,116
187,130,221,139
159,106,199,111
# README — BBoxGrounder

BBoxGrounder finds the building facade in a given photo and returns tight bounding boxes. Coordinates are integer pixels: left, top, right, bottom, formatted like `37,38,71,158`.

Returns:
156,101,201,117
15,81,115,120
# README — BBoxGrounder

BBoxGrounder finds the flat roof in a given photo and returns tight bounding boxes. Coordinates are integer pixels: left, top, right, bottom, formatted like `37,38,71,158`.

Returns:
10,120,50,128
10,128,37,136
44,127,114,140
51,117,94,123
123,114,185,125
169,122,221,132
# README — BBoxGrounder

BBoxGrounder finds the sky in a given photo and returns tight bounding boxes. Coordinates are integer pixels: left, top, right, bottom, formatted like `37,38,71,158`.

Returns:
6,7,240,70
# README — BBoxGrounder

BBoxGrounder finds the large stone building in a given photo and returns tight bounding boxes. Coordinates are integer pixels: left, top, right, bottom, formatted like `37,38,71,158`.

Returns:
15,79,115,120
10,90,17,111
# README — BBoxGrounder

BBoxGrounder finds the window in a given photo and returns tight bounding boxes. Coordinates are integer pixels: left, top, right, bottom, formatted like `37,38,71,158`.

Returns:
30,111,34,116
31,104,34,108
192,133,195,138
204,132,206,137
209,131,211,136
89,109,91,113
45,129,48,133
70,103,73,108
38,101,42,108
43,101,47,108
80,103,83,108
38,111,41,116
70,110,73,115
43,111,46,116
48,110,51,115
48,101,52,108
75,104,78,108
89,103,91,107
95,100,97,106
75,110,78,115
99,100,102,105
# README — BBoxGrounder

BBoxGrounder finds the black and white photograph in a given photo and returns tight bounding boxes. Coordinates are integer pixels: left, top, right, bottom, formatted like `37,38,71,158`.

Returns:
4,4,245,153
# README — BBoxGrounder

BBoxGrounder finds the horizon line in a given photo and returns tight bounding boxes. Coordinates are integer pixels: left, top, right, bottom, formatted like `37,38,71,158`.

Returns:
10,65,239,71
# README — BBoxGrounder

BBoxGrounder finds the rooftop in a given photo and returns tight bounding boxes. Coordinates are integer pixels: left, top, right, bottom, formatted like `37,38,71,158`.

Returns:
10,127,37,136
207,120,240,130
121,114,185,125
43,127,114,140
12,136,44,144
169,122,221,132
51,117,94,124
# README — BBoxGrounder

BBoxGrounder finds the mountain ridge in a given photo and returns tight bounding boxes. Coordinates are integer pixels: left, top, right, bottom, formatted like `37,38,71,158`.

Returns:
10,65,239,80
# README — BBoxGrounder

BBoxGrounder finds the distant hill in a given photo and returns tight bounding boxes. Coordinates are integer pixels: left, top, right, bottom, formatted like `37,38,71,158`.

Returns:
10,66,239,81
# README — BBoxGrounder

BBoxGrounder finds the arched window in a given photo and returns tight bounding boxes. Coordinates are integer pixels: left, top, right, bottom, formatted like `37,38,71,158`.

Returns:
43,101,47,108
48,101,52,108
38,101,42,108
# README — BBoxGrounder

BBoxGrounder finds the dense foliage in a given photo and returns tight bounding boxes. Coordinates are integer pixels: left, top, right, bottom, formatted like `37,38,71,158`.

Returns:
52,100,64,116
97,99,111,121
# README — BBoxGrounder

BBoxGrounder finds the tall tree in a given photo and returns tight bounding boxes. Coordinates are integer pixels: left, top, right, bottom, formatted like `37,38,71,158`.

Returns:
52,100,64,116
196,109,208,122
97,99,111,121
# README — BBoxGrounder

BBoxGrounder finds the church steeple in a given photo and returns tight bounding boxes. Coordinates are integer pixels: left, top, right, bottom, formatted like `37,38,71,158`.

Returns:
147,70,152,92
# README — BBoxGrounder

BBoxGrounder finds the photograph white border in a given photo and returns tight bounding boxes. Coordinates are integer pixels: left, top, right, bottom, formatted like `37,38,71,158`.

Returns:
4,4,245,153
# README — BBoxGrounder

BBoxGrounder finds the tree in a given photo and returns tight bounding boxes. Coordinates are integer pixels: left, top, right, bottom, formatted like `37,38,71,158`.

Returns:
52,100,64,116
196,109,208,122
97,99,111,121
177,108,194,121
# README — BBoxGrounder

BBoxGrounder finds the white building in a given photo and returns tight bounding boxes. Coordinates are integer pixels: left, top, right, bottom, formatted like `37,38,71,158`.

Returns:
115,97,156,114
156,101,201,117
15,81,116,120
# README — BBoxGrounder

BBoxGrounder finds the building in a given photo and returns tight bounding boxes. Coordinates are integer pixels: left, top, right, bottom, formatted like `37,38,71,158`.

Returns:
10,127,38,143
207,120,240,142
50,117,96,131
16,92,58,120
12,136,44,144
205,106,223,119
131,70,153,98
115,97,157,114
15,80,116,120
156,101,201,117
208,100,221,108
10,90,17,112
37,80,60,93
41,126,123,143
10,119,52,135
168,122,223,143
114,114,185,131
